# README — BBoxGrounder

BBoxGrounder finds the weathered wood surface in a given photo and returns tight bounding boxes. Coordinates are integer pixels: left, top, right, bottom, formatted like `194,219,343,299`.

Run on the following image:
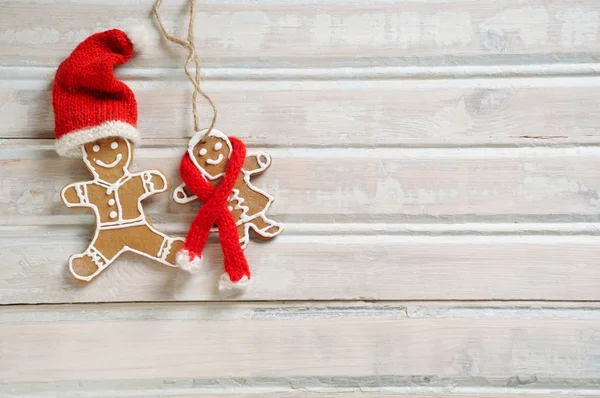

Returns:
2,0,600,396
2,75,600,145
3,230,600,303
1,0,600,68
1,303,600,390
2,143,599,222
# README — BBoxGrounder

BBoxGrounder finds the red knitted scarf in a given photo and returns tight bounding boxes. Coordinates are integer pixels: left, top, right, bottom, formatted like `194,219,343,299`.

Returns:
179,137,250,283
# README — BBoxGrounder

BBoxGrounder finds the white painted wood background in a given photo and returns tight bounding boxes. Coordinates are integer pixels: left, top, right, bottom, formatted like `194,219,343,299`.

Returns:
1,0,600,396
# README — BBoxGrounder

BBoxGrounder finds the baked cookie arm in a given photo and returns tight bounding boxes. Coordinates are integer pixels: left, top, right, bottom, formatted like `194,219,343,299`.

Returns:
139,170,168,195
61,182,92,208
243,153,272,176
173,182,198,205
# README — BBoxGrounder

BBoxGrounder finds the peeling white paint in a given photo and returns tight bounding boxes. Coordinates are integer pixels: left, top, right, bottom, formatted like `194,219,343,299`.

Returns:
424,11,472,47
199,11,269,51
390,12,421,49
429,97,475,137
231,12,270,51
375,178,405,210
312,14,332,46
342,13,386,47
480,7,549,47
521,176,581,201
0,94,28,132
374,177,459,210
0,27,60,45
15,190,46,215
314,186,370,210
556,8,599,46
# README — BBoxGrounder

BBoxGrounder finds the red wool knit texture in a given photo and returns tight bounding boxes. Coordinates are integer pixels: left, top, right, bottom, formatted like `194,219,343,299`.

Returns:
53,29,137,140
180,137,250,283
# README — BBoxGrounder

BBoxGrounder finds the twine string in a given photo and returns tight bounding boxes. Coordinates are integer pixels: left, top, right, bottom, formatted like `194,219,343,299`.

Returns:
152,0,217,138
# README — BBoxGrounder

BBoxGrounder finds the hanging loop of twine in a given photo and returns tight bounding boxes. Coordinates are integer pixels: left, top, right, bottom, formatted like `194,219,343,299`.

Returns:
153,0,217,139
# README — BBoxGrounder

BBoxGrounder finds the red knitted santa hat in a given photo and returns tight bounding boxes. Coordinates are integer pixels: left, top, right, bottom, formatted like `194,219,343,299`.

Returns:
52,28,147,157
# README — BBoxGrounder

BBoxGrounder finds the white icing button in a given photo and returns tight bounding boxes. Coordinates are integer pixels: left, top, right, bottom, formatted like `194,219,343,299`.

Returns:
228,206,233,211
109,211,117,219
108,199,115,206
214,142,223,151
92,145,100,153
106,188,113,195
199,148,208,156
110,142,119,149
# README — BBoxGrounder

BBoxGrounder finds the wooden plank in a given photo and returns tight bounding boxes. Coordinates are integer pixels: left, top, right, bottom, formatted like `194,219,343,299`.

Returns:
3,76,600,145
3,306,599,396
1,393,591,398
0,392,595,398
2,302,600,387
3,393,591,398
3,230,600,303
1,143,600,222
1,0,599,68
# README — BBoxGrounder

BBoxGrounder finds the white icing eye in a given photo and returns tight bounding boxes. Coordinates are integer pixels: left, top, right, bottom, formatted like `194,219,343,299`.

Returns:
92,145,100,153
214,142,223,151
110,142,119,149
199,148,208,156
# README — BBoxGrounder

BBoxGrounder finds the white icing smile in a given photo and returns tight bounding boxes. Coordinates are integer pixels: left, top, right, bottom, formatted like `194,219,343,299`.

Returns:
95,154,123,168
206,154,223,165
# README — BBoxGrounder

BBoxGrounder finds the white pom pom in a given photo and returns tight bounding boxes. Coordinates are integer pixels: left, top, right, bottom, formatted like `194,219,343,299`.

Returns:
218,273,250,294
176,250,202,274
123,25,150,54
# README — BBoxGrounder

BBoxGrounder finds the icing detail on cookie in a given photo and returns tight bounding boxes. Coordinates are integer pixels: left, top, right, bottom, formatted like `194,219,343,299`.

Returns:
75,183,89,205
187,129,233,181
86,246,108,268
95,153,123,168
229,188,251,222
206,153,224,165
141,171,155,194
158,236,176,261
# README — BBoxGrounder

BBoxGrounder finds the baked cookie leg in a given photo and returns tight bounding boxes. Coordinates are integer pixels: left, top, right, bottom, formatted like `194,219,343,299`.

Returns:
126,224,184,267
248,214,283,240
237,223,250,248
69,230,122,283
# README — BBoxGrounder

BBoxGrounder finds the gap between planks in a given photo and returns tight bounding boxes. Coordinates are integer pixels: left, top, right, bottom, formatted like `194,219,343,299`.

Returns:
7,301,600,321
2,221,600,237
3,139,600,157
1,380,600,398
3,64,600,81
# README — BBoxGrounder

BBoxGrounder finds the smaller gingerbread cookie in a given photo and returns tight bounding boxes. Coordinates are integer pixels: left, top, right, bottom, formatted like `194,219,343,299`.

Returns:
174,129,283,291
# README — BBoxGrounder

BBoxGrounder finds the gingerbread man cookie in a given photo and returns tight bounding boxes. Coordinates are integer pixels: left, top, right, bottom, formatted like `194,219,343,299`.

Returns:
52,29,185,283
61,137,184,282
174,130,282,247
174,129,283,290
